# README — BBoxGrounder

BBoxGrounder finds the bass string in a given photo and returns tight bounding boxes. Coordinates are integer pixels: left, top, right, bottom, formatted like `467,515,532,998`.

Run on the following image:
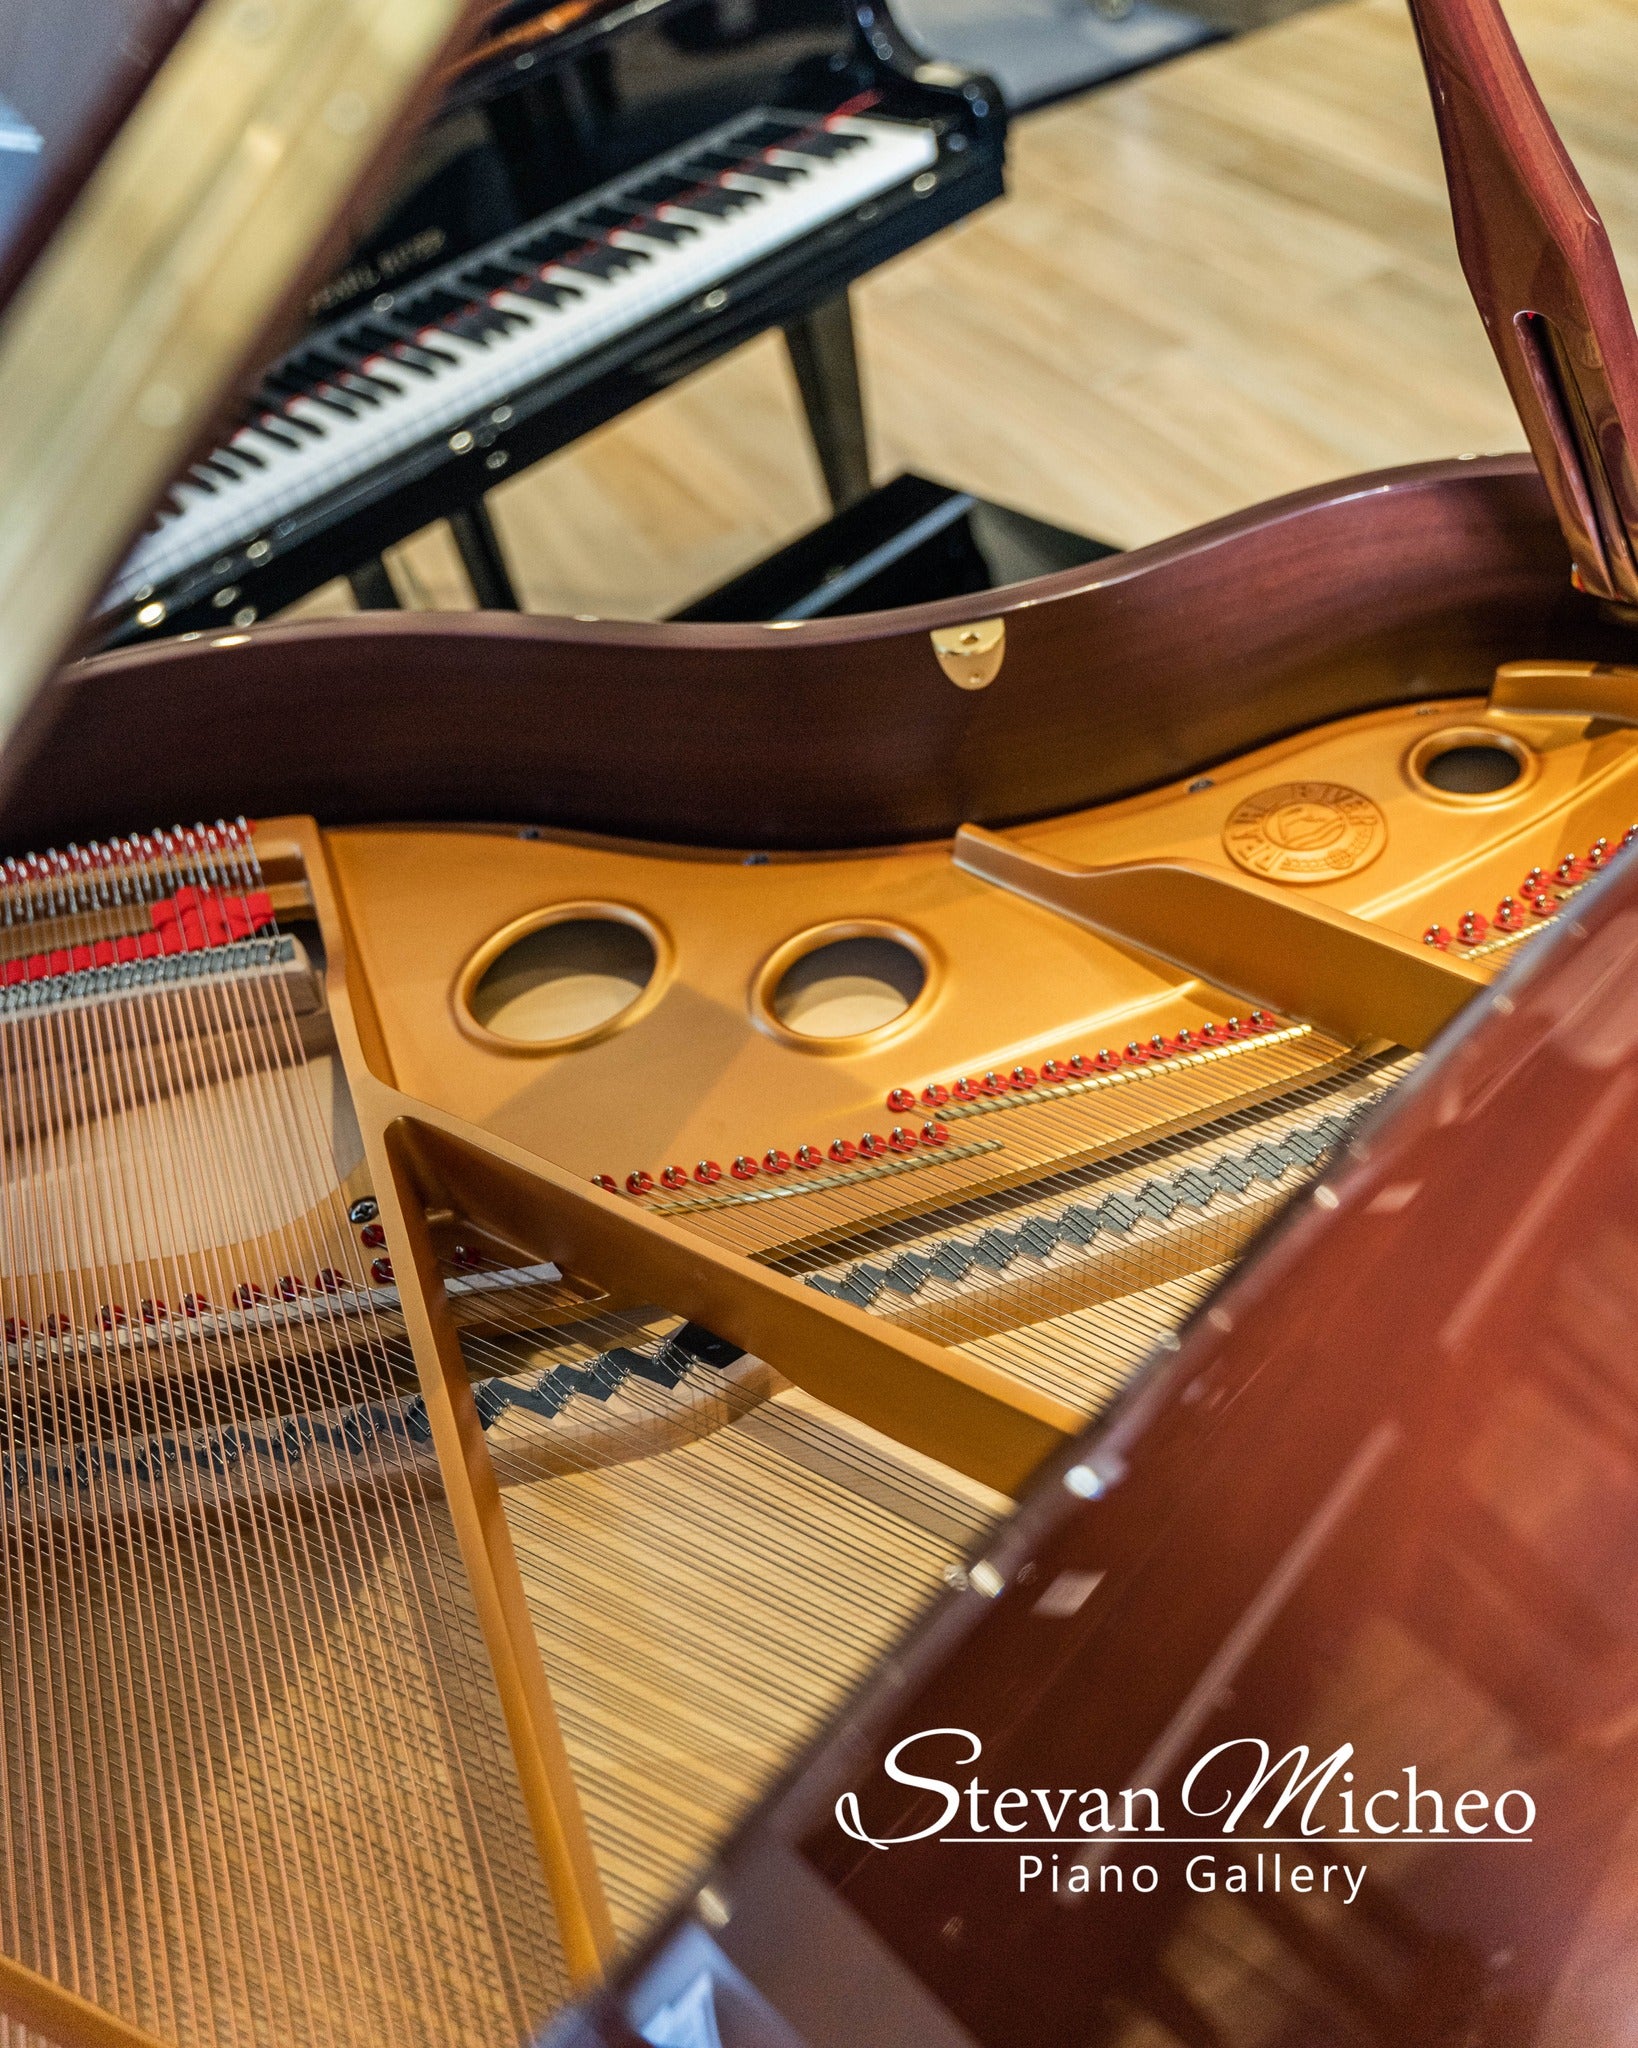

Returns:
19,891,391,2043
0,831,556,2048
148,829,557,2034
401,1259,996,1545
120,970,480,2044
9,947,261,2040
199,829,568,2023
0,980,242,2040
1,835,303,2048
60,848,425,2044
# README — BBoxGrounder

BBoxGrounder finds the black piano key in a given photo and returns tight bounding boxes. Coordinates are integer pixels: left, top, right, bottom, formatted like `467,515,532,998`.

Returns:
261,366,318,402
502,273,581,307
260,394,326,436
406,286,518,342
559,242,650,281
377,318,462,365
575,203,663,238
352,320,430,364
185,466,220,493
224,438,265,470
739,156,809,183
623,174,698,206
261,371,344,423
614,212,697,245
769,128,866,159
466,260,534,291
511,228,582,265
694,146,806,184
283,355,369,412
254,409,310,446
311,343,401,397
647,178,759,218
308,358,385,405
734,117,816,150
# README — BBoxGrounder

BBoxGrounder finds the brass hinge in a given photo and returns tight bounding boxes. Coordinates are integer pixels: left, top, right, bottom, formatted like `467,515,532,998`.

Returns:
931,617,1005,689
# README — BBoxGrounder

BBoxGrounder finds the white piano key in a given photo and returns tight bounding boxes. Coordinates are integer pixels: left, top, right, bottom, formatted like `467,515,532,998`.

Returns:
108,113,938,609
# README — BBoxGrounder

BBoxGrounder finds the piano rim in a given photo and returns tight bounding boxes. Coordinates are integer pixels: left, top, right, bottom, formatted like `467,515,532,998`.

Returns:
6,452,1630,859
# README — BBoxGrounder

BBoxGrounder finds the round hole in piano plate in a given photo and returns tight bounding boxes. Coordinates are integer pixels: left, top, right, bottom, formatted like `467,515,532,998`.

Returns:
459,906,666,1052
755,923,936,1050
1405,726,1538,806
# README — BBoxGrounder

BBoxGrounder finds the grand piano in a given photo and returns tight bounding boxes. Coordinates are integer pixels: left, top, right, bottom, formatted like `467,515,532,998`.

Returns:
0,1,1637,2046
91,0,1004,636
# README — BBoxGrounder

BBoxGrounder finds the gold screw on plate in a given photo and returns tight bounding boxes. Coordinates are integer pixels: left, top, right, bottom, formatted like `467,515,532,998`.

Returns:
930,617,1005,689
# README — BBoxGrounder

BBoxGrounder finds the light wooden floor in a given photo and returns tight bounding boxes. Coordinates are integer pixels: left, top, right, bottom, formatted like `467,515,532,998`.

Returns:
293,0,1638,624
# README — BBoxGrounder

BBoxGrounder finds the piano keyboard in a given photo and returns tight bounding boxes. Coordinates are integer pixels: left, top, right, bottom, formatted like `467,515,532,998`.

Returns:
111,107,938,611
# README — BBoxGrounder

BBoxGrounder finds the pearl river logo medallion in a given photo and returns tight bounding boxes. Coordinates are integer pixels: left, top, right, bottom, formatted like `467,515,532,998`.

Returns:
1222,781,1387,885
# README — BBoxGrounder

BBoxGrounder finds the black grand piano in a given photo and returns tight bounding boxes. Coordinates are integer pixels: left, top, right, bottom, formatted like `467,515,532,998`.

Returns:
98,0,1004,639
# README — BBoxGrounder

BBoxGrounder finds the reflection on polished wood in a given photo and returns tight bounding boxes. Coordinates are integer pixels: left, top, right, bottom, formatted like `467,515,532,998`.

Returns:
283,0,1638,625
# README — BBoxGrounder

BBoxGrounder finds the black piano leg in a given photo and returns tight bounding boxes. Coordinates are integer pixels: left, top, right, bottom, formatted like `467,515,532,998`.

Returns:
348,556,401,609
449,499,521,610
783,292,872,512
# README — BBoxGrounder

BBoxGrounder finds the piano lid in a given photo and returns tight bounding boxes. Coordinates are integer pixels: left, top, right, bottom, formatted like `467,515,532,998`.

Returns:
0,0,486,779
